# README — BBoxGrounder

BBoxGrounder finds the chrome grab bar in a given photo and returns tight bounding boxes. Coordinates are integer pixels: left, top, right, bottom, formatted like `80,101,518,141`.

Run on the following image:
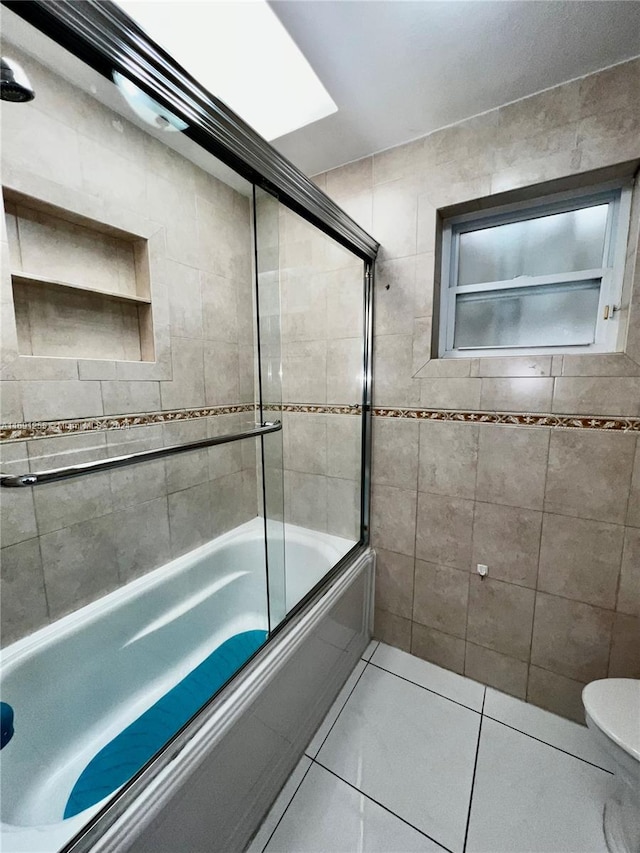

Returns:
0,421,281,488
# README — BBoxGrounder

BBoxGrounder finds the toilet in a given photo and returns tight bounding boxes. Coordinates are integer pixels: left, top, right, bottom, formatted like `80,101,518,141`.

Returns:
582,679,640,853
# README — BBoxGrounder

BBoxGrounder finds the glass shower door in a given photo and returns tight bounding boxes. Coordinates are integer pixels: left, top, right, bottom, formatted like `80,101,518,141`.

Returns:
253,190,367,624
0,10,276,848
254,187,287,628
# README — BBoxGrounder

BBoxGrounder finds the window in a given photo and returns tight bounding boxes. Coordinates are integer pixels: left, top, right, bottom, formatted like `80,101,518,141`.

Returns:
439,182,633,358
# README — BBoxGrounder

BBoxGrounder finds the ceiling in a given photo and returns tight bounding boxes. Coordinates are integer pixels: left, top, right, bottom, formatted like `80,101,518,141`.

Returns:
269,1,640,176
4,2,640,188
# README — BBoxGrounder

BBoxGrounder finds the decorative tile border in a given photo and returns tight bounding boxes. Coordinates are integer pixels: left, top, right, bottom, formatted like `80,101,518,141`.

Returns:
2,402,638,444
372,407,640,432
0,404,257,443
264,403,362,416
0,402,362,443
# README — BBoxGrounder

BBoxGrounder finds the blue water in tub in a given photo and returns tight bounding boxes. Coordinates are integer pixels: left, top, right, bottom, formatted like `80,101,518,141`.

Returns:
64,629,267,819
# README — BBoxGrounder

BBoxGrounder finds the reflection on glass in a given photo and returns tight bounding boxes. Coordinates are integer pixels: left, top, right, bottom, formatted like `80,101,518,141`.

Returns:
457,204,609,286
454,280,601,348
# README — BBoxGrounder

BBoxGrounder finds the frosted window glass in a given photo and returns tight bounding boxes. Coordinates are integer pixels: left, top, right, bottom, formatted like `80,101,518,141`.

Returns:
453,281,600,349
457,205,609,286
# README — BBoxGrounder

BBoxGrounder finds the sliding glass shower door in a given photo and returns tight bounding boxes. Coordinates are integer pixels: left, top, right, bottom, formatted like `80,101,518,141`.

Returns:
254,189,367,625
0,9,281,848
254,187,287,627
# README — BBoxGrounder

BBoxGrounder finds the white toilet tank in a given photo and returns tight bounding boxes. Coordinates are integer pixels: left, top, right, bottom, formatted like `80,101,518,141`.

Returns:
582,678,640,853
583,678,640,763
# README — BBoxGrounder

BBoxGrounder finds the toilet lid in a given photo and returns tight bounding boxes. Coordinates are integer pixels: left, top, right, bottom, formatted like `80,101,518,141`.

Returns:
582,679,640,761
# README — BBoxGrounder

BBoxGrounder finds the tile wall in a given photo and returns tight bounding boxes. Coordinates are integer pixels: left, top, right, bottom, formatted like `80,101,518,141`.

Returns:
0,43,255,423
0,43,370,644
0,43,258,642
1,415,258,645
370,419,638,722
282,411,361,540
314,56,640,721
264,204,366,543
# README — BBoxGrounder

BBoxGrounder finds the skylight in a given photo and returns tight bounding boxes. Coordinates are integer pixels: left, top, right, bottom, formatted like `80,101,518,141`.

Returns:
116,0,338,140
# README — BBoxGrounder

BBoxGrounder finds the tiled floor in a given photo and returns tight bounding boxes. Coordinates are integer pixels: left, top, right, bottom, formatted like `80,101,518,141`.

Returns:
247,642,616,853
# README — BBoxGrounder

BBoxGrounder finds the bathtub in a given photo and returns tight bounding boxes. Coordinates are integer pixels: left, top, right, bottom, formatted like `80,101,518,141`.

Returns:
0,518,364,853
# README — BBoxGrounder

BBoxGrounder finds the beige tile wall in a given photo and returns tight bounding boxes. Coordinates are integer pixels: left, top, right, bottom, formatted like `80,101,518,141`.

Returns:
0,43,254,423
12,280,146,362
315,57,640,418
278,206,364,407
0,414,258,645
316,56,640,722
269,204,366,543
371,421,639,721
282,411,361,541
0,45,259,642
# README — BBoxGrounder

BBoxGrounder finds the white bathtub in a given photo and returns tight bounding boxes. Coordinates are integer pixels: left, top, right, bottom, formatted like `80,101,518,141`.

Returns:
0,518,355,853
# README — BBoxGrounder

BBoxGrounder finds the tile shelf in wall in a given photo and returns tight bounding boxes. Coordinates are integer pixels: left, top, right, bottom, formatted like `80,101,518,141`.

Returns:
11,272,152,304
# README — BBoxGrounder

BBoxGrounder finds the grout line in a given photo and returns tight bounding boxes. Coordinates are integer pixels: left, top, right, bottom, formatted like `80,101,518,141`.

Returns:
526,426,551,699
614,434,637,619
268,650,613,853
611,530,627,624
605,603,617,678
313,758,454,853
483,714,614,775
257,757,315,853
462,689,485,853
472,501,630,530
465,423,483,676
410,553,417,652
362,639,380,662
306,657,370,759
410,430,421,653
368,660,482,714
34,531,53,622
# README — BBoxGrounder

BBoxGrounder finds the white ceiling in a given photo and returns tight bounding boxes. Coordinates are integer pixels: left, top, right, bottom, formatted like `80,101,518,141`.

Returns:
4,2,640,188
269,1,640,176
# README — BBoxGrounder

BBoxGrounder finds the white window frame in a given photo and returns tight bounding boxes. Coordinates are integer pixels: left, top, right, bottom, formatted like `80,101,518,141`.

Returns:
438,180,633,359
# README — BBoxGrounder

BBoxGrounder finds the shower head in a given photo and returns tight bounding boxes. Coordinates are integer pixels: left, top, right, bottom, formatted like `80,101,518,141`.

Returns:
1,57,35,102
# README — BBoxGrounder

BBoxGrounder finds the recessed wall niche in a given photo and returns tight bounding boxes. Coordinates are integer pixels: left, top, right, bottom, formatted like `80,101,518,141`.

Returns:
4,189,154,362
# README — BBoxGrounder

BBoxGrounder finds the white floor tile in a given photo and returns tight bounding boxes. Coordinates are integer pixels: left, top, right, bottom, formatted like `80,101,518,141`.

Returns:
371,642,485,712
246,756,312,853
305,659,367,758
317,665,480,853
467,718,614,853
264,763,444,853
362,639,379,661
484,688,615,772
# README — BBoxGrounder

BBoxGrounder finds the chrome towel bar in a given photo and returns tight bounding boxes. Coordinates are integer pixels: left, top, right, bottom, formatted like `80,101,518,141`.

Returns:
0,421,281,487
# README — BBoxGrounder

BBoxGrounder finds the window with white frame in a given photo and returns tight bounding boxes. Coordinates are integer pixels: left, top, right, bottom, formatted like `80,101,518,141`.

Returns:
439,182,633,358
